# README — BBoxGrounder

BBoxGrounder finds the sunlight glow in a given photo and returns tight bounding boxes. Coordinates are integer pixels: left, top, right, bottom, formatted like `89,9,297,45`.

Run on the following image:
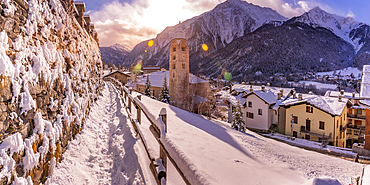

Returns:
202,44,208,51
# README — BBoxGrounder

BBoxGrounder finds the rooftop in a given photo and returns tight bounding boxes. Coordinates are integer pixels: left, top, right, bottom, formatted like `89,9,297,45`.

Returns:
281,94,348,116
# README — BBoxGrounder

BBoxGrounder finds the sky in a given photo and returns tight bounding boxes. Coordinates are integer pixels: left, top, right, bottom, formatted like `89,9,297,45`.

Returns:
79,0,370,49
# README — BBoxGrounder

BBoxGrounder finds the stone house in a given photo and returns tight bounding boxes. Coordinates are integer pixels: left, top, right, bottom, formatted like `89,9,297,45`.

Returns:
104,70,130,85
135,71,209,100
280,93,349,148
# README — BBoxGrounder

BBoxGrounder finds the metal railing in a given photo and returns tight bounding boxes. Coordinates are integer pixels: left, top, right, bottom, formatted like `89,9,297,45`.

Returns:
105,77,191,185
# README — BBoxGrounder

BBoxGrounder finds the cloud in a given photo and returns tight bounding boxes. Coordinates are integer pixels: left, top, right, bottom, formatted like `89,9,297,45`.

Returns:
346,10,355,18
90,0,340,48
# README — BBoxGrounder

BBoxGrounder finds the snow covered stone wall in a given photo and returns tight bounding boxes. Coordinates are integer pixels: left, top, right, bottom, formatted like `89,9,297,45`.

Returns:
0,0,103,184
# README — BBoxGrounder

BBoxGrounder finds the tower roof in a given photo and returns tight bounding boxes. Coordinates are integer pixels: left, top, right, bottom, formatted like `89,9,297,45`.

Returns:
173,22,185,39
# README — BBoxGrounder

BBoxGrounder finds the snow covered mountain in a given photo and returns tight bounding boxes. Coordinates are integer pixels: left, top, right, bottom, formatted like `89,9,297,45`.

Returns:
118,1,370,81
100,43,130,67
124,0,287,66
289,7,369,52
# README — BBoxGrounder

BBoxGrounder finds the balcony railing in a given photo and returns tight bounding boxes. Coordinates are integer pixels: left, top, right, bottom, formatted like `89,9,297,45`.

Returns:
346,124,365,130
347,113,366,120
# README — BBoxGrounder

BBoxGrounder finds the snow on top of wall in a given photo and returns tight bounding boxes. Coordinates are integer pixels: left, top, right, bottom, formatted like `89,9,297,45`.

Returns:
282,94,348,116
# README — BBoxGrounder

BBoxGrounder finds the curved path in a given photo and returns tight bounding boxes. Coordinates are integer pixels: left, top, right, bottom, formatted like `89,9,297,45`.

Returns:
46,82,153,185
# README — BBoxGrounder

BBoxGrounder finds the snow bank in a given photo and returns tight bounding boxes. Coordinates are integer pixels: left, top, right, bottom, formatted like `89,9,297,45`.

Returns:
302,177,341,185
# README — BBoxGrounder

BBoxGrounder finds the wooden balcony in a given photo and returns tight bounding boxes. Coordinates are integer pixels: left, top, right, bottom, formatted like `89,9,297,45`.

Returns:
347,113,366,120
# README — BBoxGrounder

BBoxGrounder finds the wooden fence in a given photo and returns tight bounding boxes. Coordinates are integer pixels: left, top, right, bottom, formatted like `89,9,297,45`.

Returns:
104,77,191,185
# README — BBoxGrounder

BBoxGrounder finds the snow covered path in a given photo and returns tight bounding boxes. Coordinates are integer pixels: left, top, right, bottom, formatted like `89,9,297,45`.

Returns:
46,82,152,185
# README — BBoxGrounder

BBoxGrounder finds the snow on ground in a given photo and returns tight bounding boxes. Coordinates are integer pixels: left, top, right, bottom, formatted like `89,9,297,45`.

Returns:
317,67,362,79
135,93,364,185
289,81,337,90
46,82,155,185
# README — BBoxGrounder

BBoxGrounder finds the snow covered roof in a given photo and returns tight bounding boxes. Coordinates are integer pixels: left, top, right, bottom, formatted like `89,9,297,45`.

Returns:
281,94,348,116
103,70,130,78
232,84,292,97
220,84,293,109
136,71,207,87
360,65,370,99
142,66,161,70
324,90,360,99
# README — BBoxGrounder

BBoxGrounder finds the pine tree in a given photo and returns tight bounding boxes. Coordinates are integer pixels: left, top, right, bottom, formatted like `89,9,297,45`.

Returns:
159,75,170,104
232,99,245,132
144,75,151,96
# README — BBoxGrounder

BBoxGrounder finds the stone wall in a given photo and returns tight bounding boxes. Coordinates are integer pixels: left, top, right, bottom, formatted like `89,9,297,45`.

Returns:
0,0,103,184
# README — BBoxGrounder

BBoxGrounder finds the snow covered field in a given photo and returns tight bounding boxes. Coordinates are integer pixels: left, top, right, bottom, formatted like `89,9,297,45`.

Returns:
317,67,362,79
47,82,365,185
46,83,155,184
289,81,338,90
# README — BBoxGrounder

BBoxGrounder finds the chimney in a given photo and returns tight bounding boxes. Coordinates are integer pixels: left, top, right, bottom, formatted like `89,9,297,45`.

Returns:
266,83,270,87
277,92,282,100
338,95,342,102
280,89,283,94
352,92,355,98
262,85,265,92
293,93,297,99
340,90,344,95
250,85,253,92
298,93,302,101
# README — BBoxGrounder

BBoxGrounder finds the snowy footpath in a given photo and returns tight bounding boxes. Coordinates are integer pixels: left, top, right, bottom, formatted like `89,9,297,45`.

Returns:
46,82,154,184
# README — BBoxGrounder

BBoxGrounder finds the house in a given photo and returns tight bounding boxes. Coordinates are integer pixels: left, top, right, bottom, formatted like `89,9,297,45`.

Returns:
281,93,349,148
103,70,130,85
135,71,209,100
222,84,294,133
325,90,366,147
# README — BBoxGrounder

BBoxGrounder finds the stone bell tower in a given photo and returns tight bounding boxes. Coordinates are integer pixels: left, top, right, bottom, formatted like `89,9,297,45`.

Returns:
169,24,189,110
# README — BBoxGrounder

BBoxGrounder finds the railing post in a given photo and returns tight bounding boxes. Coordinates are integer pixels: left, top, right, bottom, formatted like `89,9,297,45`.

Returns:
128,88,132,113
137,95,141,124
160,108,167,133
159,108,167,172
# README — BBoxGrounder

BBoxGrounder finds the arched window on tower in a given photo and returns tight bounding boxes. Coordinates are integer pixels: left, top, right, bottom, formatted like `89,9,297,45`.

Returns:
173,55,176,60
172,63,176,69
172,72,175,78
173,47,176,52
182,46,185,51
182,63,185,69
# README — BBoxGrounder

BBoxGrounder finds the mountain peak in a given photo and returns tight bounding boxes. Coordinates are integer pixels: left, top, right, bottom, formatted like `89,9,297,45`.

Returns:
109,43,131,52
310,6,324,12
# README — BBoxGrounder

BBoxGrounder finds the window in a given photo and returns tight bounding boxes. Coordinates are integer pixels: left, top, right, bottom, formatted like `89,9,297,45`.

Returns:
337,120,338,128
247,112,254,119
357,109,362,115
258,109,262,115
152,90,155,96
319,121,325,130
292,116,298,124
305,135,310,140
172,64,176,69
173,47,176,52
181,46,185,51
354,130,359,135
173,55,176,60
248,101,252,108
172,72,175,78
306,106,313,113
293,131,297,137
182,63,185,69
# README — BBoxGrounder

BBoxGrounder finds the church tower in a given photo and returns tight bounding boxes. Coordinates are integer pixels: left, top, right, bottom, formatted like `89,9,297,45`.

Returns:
169,24,189,110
